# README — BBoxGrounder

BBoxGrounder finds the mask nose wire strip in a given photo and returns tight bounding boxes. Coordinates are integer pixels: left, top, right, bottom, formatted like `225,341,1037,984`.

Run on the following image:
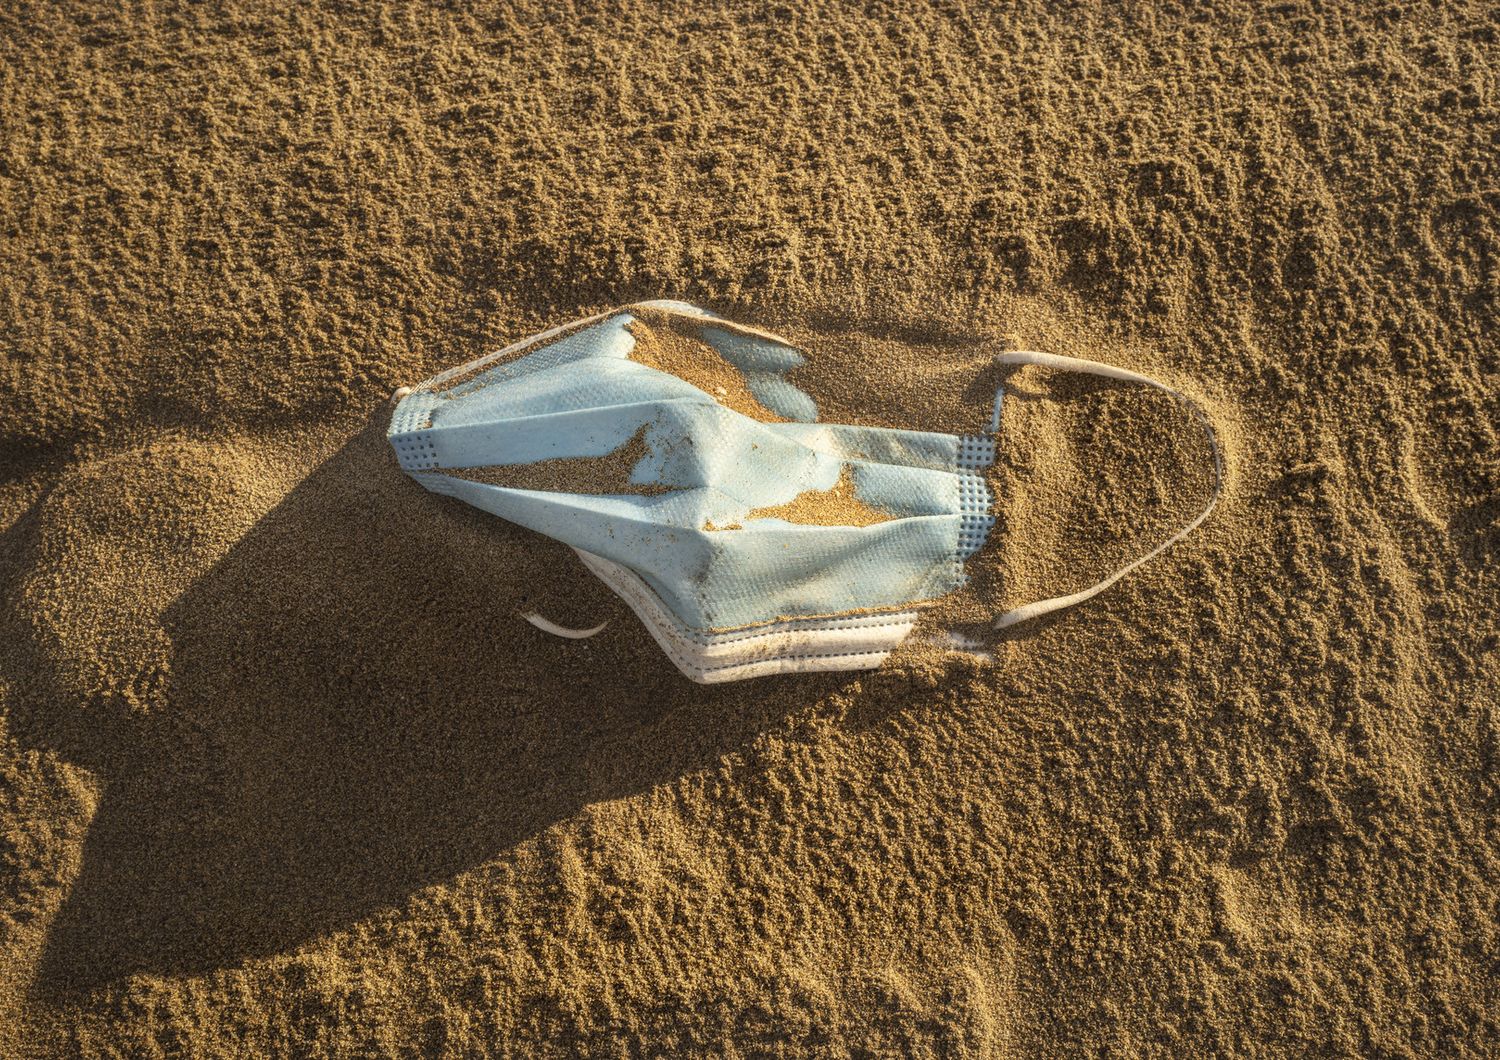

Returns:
990,350,1224,631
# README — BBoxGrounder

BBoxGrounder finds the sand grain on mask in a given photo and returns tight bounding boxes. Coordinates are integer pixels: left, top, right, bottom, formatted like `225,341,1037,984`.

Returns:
731,466,895,529
441,425,672,496
626,308,790,423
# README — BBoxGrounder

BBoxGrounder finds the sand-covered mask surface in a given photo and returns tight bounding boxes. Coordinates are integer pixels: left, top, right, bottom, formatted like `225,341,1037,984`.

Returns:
1,1,1497,1056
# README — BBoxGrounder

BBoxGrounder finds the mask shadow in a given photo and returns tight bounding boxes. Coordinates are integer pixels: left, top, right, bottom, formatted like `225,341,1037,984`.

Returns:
30,412,828,996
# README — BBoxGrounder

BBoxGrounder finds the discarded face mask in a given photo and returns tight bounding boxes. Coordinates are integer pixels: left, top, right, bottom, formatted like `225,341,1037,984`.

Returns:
388,301,1221,683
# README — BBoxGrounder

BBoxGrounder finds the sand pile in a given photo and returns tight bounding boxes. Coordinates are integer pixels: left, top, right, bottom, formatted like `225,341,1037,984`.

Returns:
2,1,1497,1055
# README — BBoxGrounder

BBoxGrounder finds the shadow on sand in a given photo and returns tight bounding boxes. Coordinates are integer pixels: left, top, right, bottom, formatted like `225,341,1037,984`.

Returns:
24,414,844,994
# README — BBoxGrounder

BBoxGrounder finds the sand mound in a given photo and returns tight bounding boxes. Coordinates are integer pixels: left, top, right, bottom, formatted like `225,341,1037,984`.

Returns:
7,437,294,726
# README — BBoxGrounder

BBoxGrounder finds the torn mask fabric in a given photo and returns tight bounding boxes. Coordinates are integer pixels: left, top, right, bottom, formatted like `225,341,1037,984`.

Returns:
388,301,1220,682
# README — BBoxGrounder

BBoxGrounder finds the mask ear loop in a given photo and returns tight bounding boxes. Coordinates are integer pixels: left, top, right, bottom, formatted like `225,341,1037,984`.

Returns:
990,351,1224,630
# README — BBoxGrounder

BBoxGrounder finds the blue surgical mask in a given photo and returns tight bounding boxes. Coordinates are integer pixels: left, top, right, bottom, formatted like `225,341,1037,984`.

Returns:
389,301,1220,682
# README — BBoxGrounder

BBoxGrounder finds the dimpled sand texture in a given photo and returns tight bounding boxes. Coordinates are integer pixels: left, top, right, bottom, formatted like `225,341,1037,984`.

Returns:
0,1,1497,1056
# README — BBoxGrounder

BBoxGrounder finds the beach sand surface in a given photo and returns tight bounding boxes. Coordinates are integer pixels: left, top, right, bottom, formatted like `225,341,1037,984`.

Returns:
1,1,1496,1055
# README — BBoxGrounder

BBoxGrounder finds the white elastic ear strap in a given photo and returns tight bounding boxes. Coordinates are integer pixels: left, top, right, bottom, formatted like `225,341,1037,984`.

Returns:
991,351,1224,630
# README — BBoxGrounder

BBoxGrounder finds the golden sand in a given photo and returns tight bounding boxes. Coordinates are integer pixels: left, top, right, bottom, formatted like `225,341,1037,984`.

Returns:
442,425,672,496
1,1,1497,1056
626,306,791,423
733,466,895,529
